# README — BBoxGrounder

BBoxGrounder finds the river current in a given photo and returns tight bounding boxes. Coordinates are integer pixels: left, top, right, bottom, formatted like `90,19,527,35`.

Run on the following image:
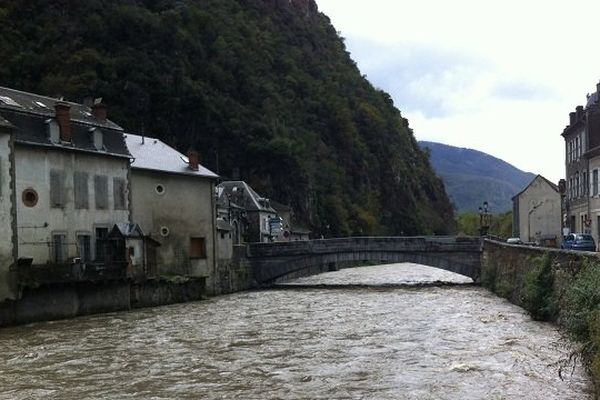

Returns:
0,263,592,399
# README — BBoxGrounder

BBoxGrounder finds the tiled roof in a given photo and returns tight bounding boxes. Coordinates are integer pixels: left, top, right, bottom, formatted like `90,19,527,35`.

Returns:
125,133,218,179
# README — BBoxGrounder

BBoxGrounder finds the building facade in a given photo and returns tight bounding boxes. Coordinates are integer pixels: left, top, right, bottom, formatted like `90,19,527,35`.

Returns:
126,134,219,291
0,116,16,300
0,87,131,269
562,82,600,246
216,181,278,243
512,175,561,245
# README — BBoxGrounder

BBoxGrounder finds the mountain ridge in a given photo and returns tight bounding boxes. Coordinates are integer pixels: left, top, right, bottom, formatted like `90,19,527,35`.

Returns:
419,141,536,213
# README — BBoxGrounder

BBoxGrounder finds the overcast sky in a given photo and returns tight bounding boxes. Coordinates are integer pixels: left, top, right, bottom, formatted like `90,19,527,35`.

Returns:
317,0,600,183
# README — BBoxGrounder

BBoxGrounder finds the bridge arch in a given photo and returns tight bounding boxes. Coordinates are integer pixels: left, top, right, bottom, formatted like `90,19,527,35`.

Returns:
246,236,482,286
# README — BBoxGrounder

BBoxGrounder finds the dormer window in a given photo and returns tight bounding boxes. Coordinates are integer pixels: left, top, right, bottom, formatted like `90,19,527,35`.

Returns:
46,119,60,144
89,128,103,150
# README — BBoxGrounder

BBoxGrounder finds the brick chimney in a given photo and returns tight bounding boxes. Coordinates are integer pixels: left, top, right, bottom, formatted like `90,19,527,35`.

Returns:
188,150,199,171
54,101,71,142
569,112,576,125
91,102,107,122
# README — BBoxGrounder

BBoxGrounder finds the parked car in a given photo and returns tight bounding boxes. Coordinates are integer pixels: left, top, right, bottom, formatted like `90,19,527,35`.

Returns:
561,233,596,252
506,237,522,244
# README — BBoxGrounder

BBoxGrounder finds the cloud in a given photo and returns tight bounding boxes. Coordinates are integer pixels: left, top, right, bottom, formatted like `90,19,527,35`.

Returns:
492,80,558,102
345,38,491,118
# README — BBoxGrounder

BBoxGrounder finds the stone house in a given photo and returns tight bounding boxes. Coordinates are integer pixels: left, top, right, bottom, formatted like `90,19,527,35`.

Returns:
216,181,278,243
562,82,600,244
125,134,219,292
512,175,561,245
0,116,16,301
0,87,131,272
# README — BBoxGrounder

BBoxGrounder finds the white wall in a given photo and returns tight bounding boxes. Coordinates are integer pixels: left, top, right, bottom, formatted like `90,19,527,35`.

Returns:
0,133,15,300
517,177,561,243
15,145,130,264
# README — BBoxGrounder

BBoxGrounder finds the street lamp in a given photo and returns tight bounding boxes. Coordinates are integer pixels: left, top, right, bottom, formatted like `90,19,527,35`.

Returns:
479,201,491,236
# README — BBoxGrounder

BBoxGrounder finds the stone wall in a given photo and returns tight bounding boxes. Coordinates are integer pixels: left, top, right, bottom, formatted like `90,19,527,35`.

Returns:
481,240,592,310
0,278,206,327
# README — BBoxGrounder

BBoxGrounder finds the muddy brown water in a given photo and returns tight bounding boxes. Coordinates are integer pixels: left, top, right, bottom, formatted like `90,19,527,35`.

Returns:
0,264,592,399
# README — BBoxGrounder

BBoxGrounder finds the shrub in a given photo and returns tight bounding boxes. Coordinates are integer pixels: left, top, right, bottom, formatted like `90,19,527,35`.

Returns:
522,253,555,321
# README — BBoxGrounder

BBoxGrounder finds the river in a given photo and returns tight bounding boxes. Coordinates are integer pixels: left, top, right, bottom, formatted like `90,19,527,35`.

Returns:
0,263,592,399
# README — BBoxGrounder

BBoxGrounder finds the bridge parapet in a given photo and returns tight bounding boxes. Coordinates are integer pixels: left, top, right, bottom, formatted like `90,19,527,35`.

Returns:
246,236,482,285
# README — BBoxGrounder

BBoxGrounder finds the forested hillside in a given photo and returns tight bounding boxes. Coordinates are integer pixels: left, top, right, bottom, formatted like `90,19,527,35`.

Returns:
0,0,455,236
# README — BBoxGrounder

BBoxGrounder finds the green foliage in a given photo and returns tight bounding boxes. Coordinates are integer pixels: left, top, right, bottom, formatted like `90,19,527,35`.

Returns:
0,0,456,236
522,253,555,321
562,261,600,341
456,211,512,238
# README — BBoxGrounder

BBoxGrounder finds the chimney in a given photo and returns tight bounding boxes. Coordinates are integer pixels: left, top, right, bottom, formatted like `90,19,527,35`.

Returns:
576,105,584,121
597,81,600,96
569,112,576,125
54,101,71,142
91,102,107,122
188,150,199,171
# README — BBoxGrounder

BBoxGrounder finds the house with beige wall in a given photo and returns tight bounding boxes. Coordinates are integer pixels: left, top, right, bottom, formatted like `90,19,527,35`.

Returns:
512,175,561,244
0,116,16,300
0,87,131,268
125,134,219,293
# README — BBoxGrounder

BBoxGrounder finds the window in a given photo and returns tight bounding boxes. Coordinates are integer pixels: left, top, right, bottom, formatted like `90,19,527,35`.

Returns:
77,234,91,262
113,177,126,209
91,128,103,150
53,233,67,263
50,169,65,208
583,172,588,195
74,171,89,209
189,237,206,259
95,227,109,262
22,188,38,207
576,173,580,198
594,170,599,196
94,175,108,209
47,120,60,144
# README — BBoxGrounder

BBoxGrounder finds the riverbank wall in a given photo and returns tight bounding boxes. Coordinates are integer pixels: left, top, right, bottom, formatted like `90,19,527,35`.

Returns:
482,239,600,396
0,278,206,327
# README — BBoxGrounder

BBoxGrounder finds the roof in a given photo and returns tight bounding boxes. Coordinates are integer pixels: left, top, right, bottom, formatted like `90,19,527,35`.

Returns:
0,87,129,157
216,181,276,212
512,175,559,200
125,133,218,179
0,87,122,130
1,110,130,157
109,223,145,238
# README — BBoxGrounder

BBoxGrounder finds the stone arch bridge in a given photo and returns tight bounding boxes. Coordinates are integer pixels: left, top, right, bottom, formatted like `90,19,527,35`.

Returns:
246,236,483,286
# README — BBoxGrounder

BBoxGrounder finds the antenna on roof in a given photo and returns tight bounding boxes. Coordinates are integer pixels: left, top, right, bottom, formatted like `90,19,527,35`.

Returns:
141,121,145,145
94,97,103,105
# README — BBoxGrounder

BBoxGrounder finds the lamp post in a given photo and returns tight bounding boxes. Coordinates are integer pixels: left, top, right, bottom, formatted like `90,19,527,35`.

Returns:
478,201,491,236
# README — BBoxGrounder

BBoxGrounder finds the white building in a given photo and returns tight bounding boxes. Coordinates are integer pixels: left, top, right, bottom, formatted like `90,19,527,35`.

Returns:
0,87,131,268
0,116,16,300
512,175,561,245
